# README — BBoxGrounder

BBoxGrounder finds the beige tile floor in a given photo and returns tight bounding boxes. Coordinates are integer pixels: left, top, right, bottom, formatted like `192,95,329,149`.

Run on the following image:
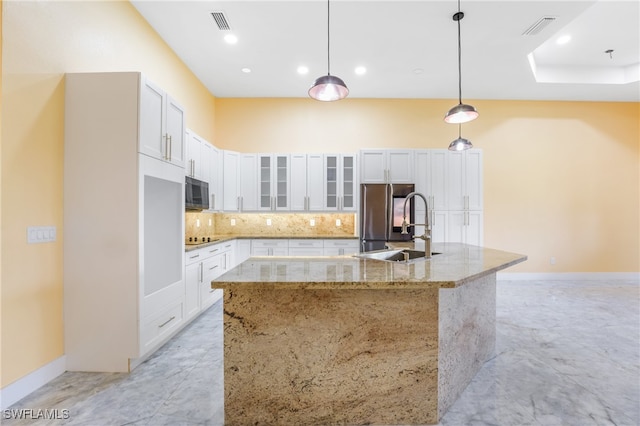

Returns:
4,279,639,426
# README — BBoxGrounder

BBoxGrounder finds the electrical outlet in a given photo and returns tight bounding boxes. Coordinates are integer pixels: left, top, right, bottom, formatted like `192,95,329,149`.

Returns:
336,219,341,227
266,219,272,226
230,219,236,226
550,256,556,265
208,218,212,226
196,219,200,227
310,219,315,227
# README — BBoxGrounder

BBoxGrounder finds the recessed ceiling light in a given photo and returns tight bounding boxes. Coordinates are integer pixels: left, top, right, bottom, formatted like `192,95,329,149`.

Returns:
413,68,424,74
224,34,238,44
241,68,251,73
355,66,367,75
297,66,309,75
556,35,571,45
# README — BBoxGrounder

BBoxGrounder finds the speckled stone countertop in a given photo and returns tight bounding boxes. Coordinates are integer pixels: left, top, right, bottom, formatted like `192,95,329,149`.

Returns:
212,243,527,290
185,235,358,252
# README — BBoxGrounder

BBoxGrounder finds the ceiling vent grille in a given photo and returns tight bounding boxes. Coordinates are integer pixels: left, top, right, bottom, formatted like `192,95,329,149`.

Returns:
211,12,231,31
522,16,557,36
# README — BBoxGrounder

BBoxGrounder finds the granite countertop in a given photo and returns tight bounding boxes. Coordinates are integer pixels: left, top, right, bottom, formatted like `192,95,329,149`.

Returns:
212,243,527,290
185,235,359,252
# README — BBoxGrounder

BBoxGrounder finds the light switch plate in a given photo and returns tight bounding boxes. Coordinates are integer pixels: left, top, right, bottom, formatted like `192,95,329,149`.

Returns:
27,226,57,244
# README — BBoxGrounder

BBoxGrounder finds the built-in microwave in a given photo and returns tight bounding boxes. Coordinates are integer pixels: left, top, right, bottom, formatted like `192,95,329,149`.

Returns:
185,176,209,211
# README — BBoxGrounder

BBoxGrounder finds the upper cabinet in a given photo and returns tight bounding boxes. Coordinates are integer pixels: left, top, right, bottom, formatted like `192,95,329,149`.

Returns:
223,151,258,212
414,150,448,212
290,154,325,211
139,76,185,168
258,154,290,211
447,149,483,211
185,130,211,181
360,149,414,184
325,154,357,211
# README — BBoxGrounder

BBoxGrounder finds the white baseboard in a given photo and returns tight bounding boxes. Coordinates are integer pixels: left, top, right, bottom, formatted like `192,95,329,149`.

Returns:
497,272,640,281
0,356,66,410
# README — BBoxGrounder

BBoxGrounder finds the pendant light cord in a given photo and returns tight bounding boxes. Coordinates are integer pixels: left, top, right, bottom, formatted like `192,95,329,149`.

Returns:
327,0,331,75
456,0,463,105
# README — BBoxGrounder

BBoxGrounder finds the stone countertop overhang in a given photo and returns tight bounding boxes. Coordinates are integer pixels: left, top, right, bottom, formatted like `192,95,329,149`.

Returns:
212,243,527,290
185,235,359,252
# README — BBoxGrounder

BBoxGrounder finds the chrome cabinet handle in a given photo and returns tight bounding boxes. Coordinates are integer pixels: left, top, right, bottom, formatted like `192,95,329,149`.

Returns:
189,254,200,259
168,135,172,162
211,194,215,210
200,262,203,282
159,316,176,328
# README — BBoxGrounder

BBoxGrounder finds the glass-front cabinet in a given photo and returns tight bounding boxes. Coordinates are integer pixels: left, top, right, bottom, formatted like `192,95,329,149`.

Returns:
324,154,356,211
258,154,290,211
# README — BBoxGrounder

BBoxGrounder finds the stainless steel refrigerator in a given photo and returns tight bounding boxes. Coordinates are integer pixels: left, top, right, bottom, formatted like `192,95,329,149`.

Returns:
360,183,415,252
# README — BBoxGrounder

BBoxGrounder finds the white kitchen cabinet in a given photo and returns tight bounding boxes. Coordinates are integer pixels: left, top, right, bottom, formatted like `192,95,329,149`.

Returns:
447,149,483,211
323,239,360,256
251,239,289,256
65,72,186,372
290,154,325,211
208,144,223,211
414,210,448,244
414,150,448,212
139,75,185,168
288,239,324,256
447,210,483,246
325,154,357,211
360,149,413,184
225,152,258,212
258,154,290,211
235,239,251,265
223,150,239,211
185,129,211,181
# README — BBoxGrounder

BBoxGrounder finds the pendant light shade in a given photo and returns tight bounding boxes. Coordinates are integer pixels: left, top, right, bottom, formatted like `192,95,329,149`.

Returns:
444,5,478,124
448,124,473,151
309,75,349,102
309,0,348,101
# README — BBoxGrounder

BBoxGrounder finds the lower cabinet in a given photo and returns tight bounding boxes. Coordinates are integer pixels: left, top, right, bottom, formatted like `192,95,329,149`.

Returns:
251,239,289,256
323,239,360,256
288,239,324,256
185,241,234,320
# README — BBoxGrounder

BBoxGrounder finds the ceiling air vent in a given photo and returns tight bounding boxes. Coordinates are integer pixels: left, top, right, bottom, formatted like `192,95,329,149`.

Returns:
522,16,557,36
211,12,231,31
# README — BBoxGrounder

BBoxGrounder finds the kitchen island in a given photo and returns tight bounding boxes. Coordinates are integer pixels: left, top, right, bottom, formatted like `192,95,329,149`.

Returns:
212,243,526,425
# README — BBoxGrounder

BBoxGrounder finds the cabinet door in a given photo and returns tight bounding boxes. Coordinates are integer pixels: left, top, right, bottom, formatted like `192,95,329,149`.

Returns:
306,154,325,211
185,262,201,320
209,145,222,211
290,154,308,211
239,154,258,211
360,150,386,183
387,150,413,183
429,150,448,211
447,152,465,211
465,150,483,211
139,77,165,160
201,256,222,309
341,155,357,211
325,155,339,210
223,151,239,211
274,155,289,210
165,95,185,168
258,155,273,210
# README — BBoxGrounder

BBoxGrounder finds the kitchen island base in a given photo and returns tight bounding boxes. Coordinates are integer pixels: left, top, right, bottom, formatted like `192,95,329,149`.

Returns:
222,273,496,425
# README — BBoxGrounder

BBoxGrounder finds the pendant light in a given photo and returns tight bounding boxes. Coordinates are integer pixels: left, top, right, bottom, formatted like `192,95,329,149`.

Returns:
309,0,349,101
444,0,478,124
448,124,473,151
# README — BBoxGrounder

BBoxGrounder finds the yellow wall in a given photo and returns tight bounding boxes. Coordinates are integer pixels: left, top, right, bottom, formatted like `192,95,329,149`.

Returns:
1,0,215,388
1,0,638,396
215,98,640,273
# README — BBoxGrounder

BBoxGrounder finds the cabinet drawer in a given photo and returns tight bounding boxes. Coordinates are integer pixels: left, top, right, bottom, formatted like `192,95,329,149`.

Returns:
140,300,184,355
323,239,359,248
289,247,325,256
288,239,324,249
251,239,289,248
185,249,205,266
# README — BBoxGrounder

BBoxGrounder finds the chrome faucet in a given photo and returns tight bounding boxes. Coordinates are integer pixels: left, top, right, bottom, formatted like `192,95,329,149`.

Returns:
400,191,432,259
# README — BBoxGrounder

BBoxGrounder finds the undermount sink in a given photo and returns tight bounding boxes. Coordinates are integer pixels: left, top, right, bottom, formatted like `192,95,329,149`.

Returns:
353,248,440,263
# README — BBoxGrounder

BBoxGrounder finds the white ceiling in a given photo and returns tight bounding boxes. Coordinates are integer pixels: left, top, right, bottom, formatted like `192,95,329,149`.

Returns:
131,0,640,102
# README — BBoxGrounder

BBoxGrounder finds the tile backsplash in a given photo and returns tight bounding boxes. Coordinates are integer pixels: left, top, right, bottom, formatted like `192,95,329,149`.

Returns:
185,212,357,240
